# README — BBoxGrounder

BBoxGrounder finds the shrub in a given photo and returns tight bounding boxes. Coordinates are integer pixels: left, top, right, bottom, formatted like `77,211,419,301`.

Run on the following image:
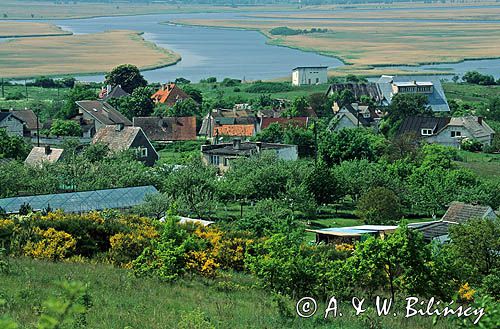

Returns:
245,82,292,93
178,309,215,329
24,227,76,261
108,224,158,268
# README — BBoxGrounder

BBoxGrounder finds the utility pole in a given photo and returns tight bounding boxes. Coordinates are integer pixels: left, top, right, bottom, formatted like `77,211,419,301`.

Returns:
25,79,28,99
314,120,318,166
35,109,40,147
1,78,4,98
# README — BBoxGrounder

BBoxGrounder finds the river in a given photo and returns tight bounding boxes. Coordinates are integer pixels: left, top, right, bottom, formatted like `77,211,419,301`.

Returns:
27,9,500,82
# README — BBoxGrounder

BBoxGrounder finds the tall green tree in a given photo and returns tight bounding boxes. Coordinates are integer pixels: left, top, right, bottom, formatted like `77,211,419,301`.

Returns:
62,86,96,118
105,64,147,94
50,119,82,137
117,86,154,119
356,187,403,224
0,129,31,160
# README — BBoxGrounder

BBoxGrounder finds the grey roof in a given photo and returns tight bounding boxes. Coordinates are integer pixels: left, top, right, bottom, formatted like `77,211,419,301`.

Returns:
0,186,158,214
92,126,141,151
76,101,132,126
0,112,12,123
397,116,450,136
442,202,497,224
103,85,129,101
10,110,40,130
376,76,450,112
326,83,384,103
448,116,495,139
25,147,64,166
409,221,454,241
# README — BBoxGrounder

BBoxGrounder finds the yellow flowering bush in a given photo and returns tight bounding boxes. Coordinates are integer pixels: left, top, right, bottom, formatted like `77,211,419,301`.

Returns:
335,243,355,252
186,250,220,277
109,223,159,268
458,282,476,302
24,227,76,261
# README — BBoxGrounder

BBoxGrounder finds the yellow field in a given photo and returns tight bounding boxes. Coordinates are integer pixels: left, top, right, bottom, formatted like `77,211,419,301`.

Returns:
0,30,180,78
0,1,293,20
0,22,70,37
173,4,500,74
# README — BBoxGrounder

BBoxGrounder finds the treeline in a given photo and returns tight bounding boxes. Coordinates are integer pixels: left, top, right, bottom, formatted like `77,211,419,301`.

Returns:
269,26,329,36
462,71,500,86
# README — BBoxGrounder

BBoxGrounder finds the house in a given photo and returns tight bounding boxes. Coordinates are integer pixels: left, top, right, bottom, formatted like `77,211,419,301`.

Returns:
326,76,450,112
92,125,159,166
201,139,298,171
397,116,495,147
99,85,129,101
307,225,398,245
260,117,309,130
133,116,197,142
408,221,454,243
441,201,497,224
0,186,158,214
0,110,24,137
326,82,385,103
376,76,450,112
151,83,192,107
75,100,132,137
10,109,41,137
199,108,258,138
331,103,381,131
24,146,64,167
292,66,328,86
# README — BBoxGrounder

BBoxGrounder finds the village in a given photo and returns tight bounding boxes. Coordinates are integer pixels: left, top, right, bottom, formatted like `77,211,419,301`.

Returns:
0,63,499,328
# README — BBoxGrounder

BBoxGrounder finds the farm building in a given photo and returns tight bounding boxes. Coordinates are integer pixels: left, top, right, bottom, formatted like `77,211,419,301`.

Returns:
292,66,328,86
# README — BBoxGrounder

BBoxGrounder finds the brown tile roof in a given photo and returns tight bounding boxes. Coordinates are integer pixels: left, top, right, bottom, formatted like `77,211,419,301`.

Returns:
10,109,40,131
261,117,308,130
25,146,64,166
214,124,255,137
441,201,496,224
151,83,191,107
76,101,132,126
133,116,197,141
92,126,141,152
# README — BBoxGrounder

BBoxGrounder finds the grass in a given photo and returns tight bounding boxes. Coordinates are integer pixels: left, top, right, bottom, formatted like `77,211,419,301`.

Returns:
0,257,456,328
156,140,203,165
173,4,500,74
455,150,500,183
0,30,180,79
442,82,500,104
0,22,70,38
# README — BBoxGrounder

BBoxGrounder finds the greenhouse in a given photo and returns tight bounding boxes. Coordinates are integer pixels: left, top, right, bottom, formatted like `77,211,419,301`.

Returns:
0,186,158,214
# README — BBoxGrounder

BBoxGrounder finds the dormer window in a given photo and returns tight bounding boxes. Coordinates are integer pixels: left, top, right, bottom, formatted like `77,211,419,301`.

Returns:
421,128,433,136
451,131,462,138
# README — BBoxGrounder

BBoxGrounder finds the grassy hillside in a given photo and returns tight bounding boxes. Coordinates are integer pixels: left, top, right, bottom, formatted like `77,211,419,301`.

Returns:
442,82,500,104
0,258,455,329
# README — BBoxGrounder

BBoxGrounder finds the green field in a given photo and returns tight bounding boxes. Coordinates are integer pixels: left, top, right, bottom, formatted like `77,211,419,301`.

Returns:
455,150,500,183
442,82,500,104
0,258,456,329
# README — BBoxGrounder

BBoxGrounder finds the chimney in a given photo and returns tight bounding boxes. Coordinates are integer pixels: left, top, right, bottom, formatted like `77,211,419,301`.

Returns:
256,141,262,153
232,138,241,150
44,145,52,155
478,116,483,125
115,123,124,131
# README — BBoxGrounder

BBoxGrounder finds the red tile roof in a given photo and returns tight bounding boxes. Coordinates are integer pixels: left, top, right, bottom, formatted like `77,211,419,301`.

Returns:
151,83,191,107
214,124,255,137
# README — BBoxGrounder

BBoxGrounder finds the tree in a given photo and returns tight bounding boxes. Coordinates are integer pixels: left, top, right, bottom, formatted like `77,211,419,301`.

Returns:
117,86,154,119
182,85,203,104
62,86,96,118
448,218,499,279
304,164,343,205
348,225,433,301
282,96,308,117
318,128,386,165
254,123,284,143
50,119,82,137
134,193,173,220
104,64,147,94
163,99,199,117
0,130,32,160
463,71,496,85
387,93,431,122
356,187,402,224
307,93,331,117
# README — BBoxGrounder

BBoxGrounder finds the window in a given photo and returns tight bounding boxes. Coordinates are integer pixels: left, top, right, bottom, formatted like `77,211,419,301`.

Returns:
316,78,319,83
223,157,230,167
451,131,462,138
421,128,433,136
210,155,220,165
137,147,148,158
308,79,311,84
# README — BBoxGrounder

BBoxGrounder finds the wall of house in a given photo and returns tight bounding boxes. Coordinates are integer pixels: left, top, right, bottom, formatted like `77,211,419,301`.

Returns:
274,145,298,161
0,116,24,137
428,126,492,147
130,131,159,166
292,68,327,86
334,115,357,131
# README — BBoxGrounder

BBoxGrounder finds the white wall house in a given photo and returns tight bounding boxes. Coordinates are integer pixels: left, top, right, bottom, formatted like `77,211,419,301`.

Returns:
292,66,328,86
